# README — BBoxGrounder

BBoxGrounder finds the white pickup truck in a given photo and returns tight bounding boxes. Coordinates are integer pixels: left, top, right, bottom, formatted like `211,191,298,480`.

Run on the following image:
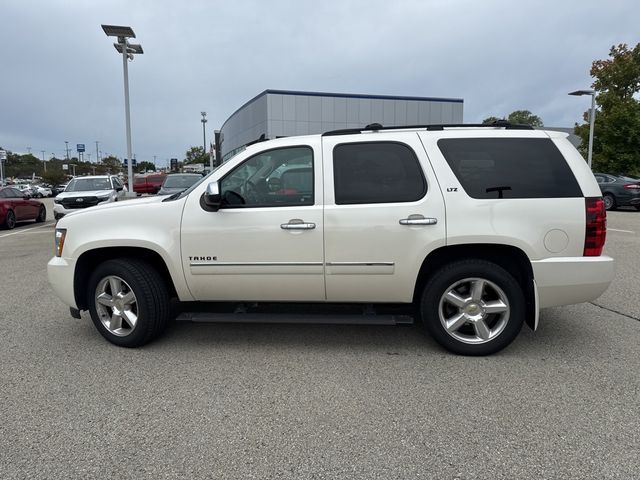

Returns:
48,123,615,355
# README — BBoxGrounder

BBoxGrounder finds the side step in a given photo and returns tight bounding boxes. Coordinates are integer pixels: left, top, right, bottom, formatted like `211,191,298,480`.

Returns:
175,302,414,326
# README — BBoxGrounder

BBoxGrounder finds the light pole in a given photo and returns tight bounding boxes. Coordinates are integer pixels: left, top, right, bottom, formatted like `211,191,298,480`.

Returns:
65,141,70,160
95,141,100,163
41,150,47,173
569,89,596,169
201,111,208,154
102,24,144,195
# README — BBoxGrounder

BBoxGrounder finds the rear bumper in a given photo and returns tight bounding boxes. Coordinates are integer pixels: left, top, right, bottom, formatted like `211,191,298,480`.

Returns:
531,256,615,308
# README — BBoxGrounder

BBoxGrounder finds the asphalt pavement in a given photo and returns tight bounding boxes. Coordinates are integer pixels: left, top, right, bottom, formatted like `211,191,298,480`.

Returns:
1,200,639,479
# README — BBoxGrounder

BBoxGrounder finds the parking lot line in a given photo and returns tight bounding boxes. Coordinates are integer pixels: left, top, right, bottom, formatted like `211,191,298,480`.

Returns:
608,228,635,234
0,222,55,238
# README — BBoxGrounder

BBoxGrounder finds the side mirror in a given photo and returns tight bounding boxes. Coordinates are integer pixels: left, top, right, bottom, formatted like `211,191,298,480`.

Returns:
200,181,222,212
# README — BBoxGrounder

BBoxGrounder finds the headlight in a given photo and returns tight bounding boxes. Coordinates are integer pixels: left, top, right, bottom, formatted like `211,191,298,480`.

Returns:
54,198,62,204
96,194,111,202
55,228,67,257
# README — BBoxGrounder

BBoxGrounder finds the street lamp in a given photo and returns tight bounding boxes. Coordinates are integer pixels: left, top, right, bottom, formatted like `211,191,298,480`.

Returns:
569,89,596,169
201,111,208,153
102,24,144,195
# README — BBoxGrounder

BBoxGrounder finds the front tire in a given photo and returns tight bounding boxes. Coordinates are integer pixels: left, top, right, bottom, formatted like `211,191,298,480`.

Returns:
35,205,46,223
420,259,525,355
87,259,171,347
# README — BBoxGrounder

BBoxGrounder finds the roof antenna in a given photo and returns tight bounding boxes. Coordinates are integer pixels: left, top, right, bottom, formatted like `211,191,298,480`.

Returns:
365,123,383,130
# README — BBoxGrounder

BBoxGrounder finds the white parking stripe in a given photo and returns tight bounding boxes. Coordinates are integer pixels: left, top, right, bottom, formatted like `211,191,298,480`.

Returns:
0,222,55,238
608,228,635,234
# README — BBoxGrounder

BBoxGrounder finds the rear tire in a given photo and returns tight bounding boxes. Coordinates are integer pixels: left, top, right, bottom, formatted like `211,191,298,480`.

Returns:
87,258,171,347
603,193,616,211
3,210,16,230
420,259,525,356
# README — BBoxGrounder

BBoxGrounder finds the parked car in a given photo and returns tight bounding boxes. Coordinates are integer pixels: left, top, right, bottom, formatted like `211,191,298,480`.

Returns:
13,184,35,198
593,173,640,210
53,175,126,220
52,184,68,196
133,173,166,195
0,186,47,229
48,123,614,355
32,185,53,198
157,173,202,195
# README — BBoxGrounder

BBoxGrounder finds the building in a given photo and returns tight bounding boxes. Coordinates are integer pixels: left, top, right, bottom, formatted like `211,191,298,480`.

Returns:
218,89,464,161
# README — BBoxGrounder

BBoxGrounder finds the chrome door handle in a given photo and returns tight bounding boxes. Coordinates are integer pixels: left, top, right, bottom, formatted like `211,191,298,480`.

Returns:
399,215,437,226
281,219,316,230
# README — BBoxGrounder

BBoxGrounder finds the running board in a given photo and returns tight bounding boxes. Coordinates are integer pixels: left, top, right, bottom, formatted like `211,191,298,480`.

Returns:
176,311,413,326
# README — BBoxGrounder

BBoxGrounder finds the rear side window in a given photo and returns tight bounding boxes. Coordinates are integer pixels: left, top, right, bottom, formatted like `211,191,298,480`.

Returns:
333,142,426,204
438,138,582,199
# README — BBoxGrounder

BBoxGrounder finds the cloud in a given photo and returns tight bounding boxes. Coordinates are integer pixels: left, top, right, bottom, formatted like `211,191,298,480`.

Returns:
0,0,638,164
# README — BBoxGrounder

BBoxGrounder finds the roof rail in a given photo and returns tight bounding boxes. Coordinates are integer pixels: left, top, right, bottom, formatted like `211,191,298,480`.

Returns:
245,133,268,147
322,121,534,136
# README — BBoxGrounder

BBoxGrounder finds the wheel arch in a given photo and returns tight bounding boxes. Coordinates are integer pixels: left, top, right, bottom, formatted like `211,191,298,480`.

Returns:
413,243,536,329
74,246,178,310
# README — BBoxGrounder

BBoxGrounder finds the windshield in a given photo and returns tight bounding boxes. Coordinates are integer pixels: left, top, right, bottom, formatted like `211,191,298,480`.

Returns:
66,178,112,192
164,175,201,188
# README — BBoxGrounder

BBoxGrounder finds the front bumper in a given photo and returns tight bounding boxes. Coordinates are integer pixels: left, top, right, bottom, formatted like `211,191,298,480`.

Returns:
531,256,615,308
47,256,78,309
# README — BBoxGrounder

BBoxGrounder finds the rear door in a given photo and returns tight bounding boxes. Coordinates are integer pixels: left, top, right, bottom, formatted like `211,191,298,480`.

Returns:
322,132,446,303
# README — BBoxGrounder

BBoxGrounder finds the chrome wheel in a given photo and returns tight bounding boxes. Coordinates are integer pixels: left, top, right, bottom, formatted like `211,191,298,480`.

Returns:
94,275,138,337
438,277,510,345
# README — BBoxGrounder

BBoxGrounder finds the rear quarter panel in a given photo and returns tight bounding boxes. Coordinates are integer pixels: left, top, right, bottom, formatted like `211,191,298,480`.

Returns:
418,130,586,260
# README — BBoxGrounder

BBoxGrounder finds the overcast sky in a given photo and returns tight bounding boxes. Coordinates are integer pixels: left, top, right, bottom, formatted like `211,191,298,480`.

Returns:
1,0,638,167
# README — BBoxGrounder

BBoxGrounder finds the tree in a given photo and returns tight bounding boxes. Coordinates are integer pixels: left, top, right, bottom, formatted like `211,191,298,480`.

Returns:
137,161,155,173
507,110,543,127
574,43,640,175
101,155,122,173
482,116,502,124
41,170,68,186
482,111,543,127
184,146,208,165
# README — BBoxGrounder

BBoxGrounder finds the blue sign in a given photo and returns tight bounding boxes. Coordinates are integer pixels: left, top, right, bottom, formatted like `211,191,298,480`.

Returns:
77,144,85,152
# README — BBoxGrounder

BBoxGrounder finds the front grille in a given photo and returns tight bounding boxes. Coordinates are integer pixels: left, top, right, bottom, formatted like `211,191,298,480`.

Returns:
61,196,101,209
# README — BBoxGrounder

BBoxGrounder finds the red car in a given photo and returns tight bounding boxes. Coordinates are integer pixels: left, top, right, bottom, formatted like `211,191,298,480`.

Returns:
133,173,166,195
0,186,47,229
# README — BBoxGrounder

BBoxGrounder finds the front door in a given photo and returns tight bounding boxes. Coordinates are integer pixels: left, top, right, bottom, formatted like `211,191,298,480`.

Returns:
181,141,325,302
322,132,447,303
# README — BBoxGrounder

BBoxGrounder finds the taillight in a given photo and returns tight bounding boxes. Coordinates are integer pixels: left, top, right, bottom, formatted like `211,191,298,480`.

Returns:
584,197,606,256
623,183,640,190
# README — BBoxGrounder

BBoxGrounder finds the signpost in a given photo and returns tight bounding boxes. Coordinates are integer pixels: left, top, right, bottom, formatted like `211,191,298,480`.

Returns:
0,150,6,186
77,144,85,162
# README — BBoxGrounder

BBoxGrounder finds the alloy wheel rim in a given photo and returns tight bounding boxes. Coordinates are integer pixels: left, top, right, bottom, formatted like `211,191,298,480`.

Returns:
7,211,15,228
438,277,510,345
604,196,614,209
95,275,139,337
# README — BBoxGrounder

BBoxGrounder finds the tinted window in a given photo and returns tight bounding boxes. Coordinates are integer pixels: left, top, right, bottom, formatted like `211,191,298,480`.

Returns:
220,146,313,207
333,142,426,205
438,138,582,199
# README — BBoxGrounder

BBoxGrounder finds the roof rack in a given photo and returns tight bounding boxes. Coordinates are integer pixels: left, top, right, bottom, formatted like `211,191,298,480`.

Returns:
322,120,534,136
245,133,268,146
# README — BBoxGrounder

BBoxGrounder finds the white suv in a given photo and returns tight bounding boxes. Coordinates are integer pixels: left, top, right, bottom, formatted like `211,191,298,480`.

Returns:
53,175,125,220
47,123,614,355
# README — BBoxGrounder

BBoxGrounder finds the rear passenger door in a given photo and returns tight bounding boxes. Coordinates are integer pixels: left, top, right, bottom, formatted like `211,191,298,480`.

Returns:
322,132,446,303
